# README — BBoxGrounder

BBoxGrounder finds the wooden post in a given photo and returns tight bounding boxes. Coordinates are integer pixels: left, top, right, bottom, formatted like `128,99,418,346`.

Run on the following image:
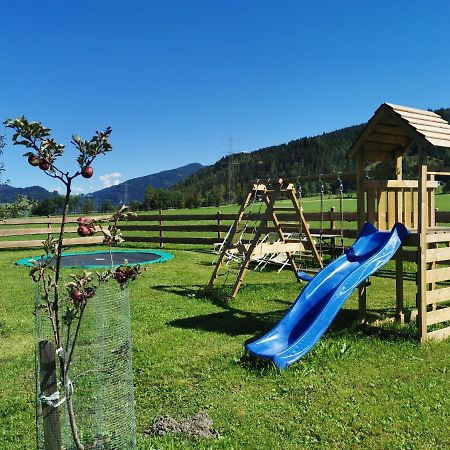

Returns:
356,152,367,321
395,149,403,223
356,153,365,231
395,150,404,322
387,190,396,229
367,188,376,224
39,340,61,450
216,211,221,241
395,250,404,322
159,209,163,248
377,191,387,230
428,174,436,227
430,242,438,311
417,144,428,341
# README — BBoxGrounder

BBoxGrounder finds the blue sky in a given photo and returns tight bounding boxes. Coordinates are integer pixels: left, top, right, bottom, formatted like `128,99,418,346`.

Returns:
2,1,450,194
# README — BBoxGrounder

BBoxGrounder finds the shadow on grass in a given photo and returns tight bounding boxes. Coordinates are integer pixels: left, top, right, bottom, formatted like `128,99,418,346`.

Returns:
352,323,417,343
152,283,292,306
198,261,218,267
327,307,418,343
238,351,278,373
152,283,288,336
373,268,416,282
168,309,287,337
152,284,417,365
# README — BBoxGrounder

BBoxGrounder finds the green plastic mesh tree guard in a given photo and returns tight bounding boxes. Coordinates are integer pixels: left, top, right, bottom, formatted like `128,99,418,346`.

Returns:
35,282,136,449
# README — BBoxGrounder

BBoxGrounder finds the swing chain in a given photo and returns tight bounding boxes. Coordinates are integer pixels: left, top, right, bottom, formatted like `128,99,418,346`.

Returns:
251,179,263,235
337,172,345,253
296,177,304,266
319,174,324,258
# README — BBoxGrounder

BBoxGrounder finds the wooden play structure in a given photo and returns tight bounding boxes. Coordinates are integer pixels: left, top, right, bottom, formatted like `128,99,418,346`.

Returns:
209,102,450,342
349,102,450,341
209,178,323,298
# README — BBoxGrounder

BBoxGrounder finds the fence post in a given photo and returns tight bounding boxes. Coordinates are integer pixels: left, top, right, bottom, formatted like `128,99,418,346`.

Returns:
217,211,221,241
159,209,163,248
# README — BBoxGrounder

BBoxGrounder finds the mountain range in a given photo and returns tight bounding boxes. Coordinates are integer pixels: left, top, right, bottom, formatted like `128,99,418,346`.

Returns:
81,162,203,204
0,184,59,203
0,163,203,204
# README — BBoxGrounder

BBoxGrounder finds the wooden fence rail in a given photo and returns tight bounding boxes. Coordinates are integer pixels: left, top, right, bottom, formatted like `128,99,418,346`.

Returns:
0,215,109,249
1,209,450,250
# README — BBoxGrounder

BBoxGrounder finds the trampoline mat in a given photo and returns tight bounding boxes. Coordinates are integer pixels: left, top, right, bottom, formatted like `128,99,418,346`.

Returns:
16,250,173,268
59,251,161,267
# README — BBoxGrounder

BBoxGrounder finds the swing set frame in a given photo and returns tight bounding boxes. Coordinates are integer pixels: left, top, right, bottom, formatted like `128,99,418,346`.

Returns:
208,176,351,299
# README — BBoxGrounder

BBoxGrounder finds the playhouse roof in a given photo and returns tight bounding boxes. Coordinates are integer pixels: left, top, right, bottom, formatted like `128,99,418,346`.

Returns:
348,103,450,159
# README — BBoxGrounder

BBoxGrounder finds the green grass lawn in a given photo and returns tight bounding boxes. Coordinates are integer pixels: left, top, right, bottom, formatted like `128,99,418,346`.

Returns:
0,239,449,449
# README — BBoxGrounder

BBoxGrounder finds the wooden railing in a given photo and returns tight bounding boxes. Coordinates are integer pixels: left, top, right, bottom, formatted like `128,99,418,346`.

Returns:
363,179,439,230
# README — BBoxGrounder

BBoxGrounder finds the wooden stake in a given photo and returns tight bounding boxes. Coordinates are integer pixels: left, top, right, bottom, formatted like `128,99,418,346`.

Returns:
39,340,61,450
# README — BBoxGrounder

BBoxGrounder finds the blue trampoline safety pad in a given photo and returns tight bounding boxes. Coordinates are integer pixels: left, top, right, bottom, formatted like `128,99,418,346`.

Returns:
16,249,173,269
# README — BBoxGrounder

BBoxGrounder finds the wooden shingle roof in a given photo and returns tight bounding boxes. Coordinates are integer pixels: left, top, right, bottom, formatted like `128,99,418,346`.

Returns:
348,103,450,159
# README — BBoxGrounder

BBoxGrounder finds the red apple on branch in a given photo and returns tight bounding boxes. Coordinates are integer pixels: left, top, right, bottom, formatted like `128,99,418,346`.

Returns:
81,166,94,178
39,159,50,171
77,225,90,237
72,290,84,302
28,155,40,167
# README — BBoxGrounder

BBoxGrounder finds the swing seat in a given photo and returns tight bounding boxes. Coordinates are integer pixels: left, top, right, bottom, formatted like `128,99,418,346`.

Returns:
297,271,314,282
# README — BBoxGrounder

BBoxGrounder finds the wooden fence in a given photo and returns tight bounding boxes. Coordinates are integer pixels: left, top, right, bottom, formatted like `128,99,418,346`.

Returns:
0,215,109,249
2,209,450,250
119,209,360,247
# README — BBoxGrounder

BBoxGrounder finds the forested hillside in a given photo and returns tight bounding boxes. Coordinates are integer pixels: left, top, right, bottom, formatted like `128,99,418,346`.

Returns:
175,107,450,206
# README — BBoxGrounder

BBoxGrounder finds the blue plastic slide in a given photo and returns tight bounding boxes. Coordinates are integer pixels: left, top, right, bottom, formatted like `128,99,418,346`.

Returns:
246,222,409,369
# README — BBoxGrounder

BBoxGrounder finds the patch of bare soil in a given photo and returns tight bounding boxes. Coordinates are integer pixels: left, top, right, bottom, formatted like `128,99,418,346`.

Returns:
145,412,219,439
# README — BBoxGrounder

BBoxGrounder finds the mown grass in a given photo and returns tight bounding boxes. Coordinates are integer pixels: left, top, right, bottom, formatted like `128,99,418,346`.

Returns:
1,193,450,448
0,236,449,449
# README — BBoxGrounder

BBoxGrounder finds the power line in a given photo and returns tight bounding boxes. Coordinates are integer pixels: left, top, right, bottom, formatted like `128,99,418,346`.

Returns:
222,134,239,204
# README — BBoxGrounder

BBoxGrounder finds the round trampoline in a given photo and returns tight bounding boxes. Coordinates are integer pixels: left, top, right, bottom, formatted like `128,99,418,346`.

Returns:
16,249,173,269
